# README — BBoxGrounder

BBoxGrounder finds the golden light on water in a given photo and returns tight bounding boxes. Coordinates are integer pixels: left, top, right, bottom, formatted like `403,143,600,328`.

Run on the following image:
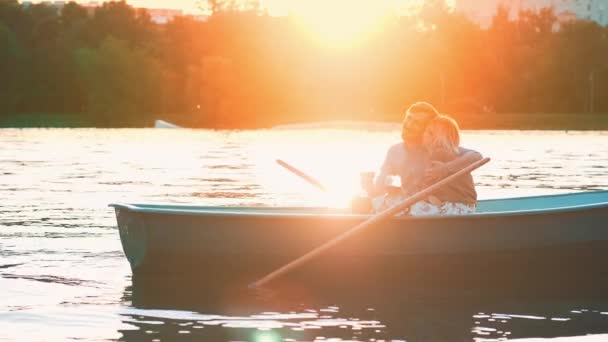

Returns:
252,330,283,342
11,128,596,211
250,129,394,208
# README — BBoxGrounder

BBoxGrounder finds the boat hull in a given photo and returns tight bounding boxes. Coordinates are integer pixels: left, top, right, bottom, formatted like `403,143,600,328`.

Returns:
112,202,608,294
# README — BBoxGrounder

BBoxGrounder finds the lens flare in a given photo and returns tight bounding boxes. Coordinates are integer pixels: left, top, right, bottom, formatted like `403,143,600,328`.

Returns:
253,330,281,342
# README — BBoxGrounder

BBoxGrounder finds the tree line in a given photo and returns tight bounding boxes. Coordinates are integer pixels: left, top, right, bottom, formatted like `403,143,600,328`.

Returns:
1,0,607,128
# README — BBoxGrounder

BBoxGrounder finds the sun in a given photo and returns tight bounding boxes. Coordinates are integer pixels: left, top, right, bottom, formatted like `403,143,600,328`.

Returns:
290,0,394,48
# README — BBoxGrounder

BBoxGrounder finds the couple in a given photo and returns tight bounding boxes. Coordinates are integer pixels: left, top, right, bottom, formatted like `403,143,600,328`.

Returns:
366,101,482,216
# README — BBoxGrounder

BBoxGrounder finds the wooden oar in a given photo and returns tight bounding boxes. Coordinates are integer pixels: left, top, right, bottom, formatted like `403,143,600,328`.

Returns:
276,159,327,192
251,157,490,288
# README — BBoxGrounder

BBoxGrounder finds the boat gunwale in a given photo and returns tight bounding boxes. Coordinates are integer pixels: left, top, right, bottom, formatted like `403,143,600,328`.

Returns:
109,190,608,219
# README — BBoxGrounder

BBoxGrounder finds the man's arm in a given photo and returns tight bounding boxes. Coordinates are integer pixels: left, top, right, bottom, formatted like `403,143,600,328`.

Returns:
445,147,483,174
425,147,483,182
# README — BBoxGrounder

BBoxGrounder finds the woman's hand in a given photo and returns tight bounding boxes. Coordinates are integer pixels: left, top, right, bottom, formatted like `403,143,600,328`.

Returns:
427,195,442,206
424,161,449,184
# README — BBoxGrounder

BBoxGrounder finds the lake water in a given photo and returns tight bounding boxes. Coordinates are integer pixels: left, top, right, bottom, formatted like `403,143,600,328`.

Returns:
1,128,608,342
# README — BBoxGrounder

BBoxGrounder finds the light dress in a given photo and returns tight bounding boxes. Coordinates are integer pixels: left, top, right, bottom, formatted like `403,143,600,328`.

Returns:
372,194,476,216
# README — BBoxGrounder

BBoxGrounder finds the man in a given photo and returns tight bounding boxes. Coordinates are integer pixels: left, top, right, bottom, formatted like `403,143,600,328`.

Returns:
374,101,482,197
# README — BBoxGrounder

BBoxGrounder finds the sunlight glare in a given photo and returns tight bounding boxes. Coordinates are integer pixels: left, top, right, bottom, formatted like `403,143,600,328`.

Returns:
253,330,281,342
291,0,394,48
251,129,389,208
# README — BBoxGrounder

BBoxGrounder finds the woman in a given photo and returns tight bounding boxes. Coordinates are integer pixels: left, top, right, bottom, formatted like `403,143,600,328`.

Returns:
409,115,477,215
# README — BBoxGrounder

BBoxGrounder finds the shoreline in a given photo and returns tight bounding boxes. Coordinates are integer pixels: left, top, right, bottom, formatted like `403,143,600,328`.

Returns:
1,112,608,130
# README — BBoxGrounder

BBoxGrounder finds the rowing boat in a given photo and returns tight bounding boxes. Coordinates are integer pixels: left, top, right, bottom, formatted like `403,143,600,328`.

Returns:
110,190,608,293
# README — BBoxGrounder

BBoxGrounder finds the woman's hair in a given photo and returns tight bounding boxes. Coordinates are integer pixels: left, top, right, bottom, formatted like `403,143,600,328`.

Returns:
423,115,461,161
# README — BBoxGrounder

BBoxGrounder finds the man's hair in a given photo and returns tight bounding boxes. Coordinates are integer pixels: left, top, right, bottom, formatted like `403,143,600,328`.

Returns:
401,101,441,142
405,101,440,119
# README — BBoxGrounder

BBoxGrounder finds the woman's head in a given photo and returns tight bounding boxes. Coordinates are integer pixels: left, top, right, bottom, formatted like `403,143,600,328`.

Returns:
423,115,461,161
401,102,440,145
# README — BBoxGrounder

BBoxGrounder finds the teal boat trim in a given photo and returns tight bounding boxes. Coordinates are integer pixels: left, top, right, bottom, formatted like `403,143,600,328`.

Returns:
110,190,608,218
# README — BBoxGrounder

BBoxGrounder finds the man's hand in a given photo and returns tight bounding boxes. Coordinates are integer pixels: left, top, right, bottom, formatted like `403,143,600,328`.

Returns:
424,161,449,184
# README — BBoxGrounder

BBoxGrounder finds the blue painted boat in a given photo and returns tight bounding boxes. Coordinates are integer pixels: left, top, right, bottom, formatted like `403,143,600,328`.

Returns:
110,190,608,293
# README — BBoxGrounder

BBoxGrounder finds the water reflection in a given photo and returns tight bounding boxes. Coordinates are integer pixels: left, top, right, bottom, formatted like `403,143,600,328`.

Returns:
121,281,408,341
119,278,608,342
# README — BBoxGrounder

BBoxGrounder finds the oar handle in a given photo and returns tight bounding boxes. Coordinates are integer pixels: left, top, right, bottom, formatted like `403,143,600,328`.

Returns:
276,159,327,192
251,157,490,288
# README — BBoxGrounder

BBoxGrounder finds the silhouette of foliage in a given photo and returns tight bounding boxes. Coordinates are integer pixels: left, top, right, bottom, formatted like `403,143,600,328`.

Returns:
0,0,607,127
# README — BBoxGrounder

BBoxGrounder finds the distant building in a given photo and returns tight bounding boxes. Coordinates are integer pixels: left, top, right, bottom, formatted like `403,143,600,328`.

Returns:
136,8,209,24
31,1,65,9
453,0,511,28
19,1,97,13
188,14,210,22
140,8,183,24
557,9,578,24
454,0,608,29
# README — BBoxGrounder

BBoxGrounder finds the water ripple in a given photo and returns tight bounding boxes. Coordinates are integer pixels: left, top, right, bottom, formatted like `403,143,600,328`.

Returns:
1,273,104,287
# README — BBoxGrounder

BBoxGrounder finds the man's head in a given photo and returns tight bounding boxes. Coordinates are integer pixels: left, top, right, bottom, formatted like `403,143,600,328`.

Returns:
401,101,440,145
